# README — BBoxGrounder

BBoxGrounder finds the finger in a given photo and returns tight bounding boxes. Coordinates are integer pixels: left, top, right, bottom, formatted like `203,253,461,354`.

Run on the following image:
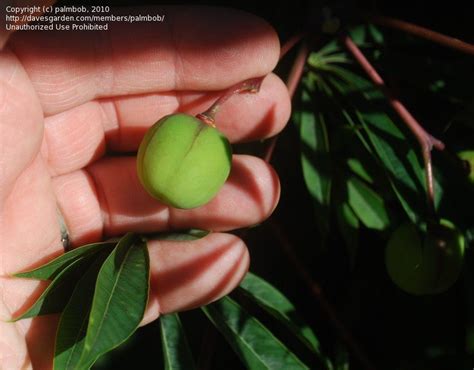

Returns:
0,48,43,202
9,6,280,116
42,73,291,176
52,155,280,246
142,232,249,325
24,316,57,370
0,298,31,369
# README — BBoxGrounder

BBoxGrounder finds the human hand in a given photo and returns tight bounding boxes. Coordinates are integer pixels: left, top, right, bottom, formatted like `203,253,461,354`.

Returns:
0,6,290,369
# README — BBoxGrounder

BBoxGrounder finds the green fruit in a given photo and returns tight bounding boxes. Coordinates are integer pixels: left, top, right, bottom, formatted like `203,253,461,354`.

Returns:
137,113,232,209
458,150,474,184
385,220,465,295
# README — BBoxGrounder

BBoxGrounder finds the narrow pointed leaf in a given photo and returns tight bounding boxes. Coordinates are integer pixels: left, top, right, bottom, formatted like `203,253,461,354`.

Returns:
356,109,432,223
239,273,322,356
309,41,339,60
347,158,373,184
346,176,390,230
160,313,196,370
202,296,309,370
54,254,108,370
312,61,432,225
349,25,367,45
324,66,442,224
299,109,332,206
367,24,384,44
77,233,149,369
339,109,375,156
13,241,116,280
334,341,349,370
12,258,85,321
297,88,332,239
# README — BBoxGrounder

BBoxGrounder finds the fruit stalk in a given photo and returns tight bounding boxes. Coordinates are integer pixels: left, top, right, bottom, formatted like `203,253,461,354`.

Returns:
279,32,306,59
196,77,264,127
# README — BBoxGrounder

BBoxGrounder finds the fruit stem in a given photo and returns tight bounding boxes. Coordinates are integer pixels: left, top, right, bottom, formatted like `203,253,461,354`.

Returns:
196,77,264,127
359,12,474,56
342,34,445,221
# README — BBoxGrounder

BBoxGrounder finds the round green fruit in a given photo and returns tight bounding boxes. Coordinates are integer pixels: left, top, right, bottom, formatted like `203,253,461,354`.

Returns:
385,220,465,295
137,113,232,209
458,150,474,184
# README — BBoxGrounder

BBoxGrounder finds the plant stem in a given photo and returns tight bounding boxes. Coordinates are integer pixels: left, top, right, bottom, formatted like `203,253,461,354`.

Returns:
280,32,306,59
196,77,264,127
268,220,377,370
360,12,474,56
342,34,445,219
264,41,310,163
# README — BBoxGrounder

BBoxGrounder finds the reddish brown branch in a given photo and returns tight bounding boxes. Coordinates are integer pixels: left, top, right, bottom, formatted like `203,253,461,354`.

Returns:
264,41,310,163
280,32,306,59
268,221,377,370
342,35,445,218
361,13,474,56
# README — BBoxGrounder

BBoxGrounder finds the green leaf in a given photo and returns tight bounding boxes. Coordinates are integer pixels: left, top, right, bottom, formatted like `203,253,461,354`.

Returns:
356,109,430,223
202,296,309,370
346,176,390,230
239,273,324,359
298,89,332,239
160,313,196,370
308,42,339,60
54,254,108,370
317,65,439,225
339,109,375,157
12,257,86,321
348,25,367,45
77,233,149,369
148,229,210,241
334,341,349,370
13,241,116,280
347,157,373,184
367,24,384,44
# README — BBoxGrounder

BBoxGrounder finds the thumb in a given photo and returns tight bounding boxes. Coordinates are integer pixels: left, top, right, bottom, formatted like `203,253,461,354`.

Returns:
0,298,31,369
0,48,43,203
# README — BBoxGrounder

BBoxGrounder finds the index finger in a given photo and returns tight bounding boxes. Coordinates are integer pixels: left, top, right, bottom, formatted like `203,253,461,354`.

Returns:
8,6,280,116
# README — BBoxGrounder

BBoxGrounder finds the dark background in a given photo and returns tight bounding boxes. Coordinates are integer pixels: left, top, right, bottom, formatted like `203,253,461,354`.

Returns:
49,1,474,369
